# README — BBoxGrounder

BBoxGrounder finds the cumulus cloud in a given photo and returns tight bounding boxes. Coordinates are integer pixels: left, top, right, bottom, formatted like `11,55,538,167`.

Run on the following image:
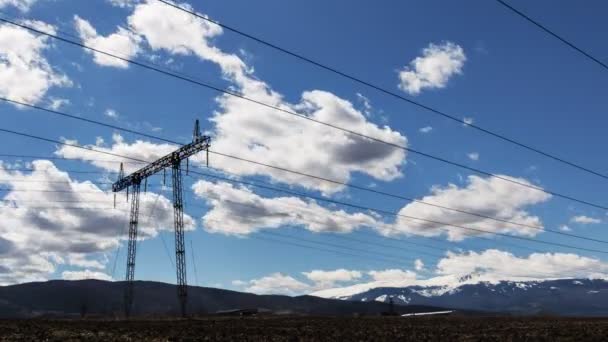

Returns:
107,0,141,8
104,108,119,118
414,259,425,271
398,42,466,95
313,250,608,298
55,133,176,174
191,180,379,236
244,272,310,295
381,175,551,241
72,0,407,194
188,174,549,241
48,97,70,110
571,215,601,224
435,249,608,282
0,21,71,105
74,15,142,68
419,126,432,134
302,269,362,289
0,0,37,11
62,269,113,281
0,160,193,284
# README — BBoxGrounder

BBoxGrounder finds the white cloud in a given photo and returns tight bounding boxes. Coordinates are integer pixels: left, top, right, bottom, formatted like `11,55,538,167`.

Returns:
0,21,72,105
414,259,425,271
244,272,310,295
560,224,572,232
463,117,474,126
381,175,551,241
55,133,176,174
62,269,113,281
48,97,70,110
0,0,37,11
189,174,548,242
313,249,608,298
104,108,119,118
467,152,479,161
398,42,466,95
107,0,141,8
419,126,433,134
74,15,142,68
71,1,407,194
302,269,362,289
369,269,417,282
571,215,601,224
435,249,608,282
191,180,379,236
0,159,194,285
231,279,246,286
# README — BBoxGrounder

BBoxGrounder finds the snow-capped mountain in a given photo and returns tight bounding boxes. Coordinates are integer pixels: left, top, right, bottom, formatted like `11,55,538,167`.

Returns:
314,278,608,315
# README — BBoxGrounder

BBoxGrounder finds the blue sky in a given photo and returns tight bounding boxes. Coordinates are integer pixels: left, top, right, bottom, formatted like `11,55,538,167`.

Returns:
1,0,608,295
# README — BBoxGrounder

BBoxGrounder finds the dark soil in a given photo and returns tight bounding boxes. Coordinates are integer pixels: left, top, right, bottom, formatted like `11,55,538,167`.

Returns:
1,316,608,341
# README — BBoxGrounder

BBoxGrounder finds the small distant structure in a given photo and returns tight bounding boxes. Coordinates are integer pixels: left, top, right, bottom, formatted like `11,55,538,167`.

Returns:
215,308,259,316
381,297,399,316
401,310,454,317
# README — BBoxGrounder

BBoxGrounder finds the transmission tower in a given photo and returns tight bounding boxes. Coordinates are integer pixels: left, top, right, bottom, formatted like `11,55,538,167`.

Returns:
113,120,210,318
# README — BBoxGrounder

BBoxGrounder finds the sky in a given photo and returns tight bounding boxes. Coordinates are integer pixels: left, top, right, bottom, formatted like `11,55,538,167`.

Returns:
1,0,608,296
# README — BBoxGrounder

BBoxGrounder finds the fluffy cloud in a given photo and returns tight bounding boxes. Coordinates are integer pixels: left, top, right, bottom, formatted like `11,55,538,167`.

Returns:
191,174,548,241
414,259,425,271
74,15,142,68
419,126,432,134
104,108,119,118
55,133,176,174
398,42,466,95
0,0,37,11
0,21,71,105
192,180,379,236
62,269,113,281
382,175,551,241
368,269,417,282
313,250,608,298
435,249,608,281
73,0,407,194
0,160,194,285
302,269,362,289
244,272,310,296
107,0,141,8
234,248,608,297
571,215,601,224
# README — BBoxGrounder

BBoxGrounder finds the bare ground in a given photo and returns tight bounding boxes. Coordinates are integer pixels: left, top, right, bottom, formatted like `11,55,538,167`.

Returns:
1,316,608,341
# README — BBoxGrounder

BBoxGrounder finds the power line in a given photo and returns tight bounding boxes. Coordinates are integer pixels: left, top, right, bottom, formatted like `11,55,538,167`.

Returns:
494,0,608,72
1,20,607,209
3,102,608,244
193,171,608,255
1,127,606,254
155,0,608,181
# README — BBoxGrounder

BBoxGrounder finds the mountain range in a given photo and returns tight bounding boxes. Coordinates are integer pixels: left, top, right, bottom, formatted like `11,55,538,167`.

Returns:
0,280,447,318
316,278,608,316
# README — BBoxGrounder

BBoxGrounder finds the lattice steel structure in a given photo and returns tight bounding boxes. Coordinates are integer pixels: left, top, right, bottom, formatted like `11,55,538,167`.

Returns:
113,120,210,318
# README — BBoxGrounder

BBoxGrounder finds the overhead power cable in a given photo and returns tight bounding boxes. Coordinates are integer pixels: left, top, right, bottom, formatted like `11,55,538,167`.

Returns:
1,20,607,209
2,100,608,244
0,127,604,255
494,0,608,72
156,0,608,181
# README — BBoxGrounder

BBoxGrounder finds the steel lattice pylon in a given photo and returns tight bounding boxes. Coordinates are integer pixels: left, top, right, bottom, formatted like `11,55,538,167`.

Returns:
172,161,188,317
124,181,140,317
113,120,210,318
